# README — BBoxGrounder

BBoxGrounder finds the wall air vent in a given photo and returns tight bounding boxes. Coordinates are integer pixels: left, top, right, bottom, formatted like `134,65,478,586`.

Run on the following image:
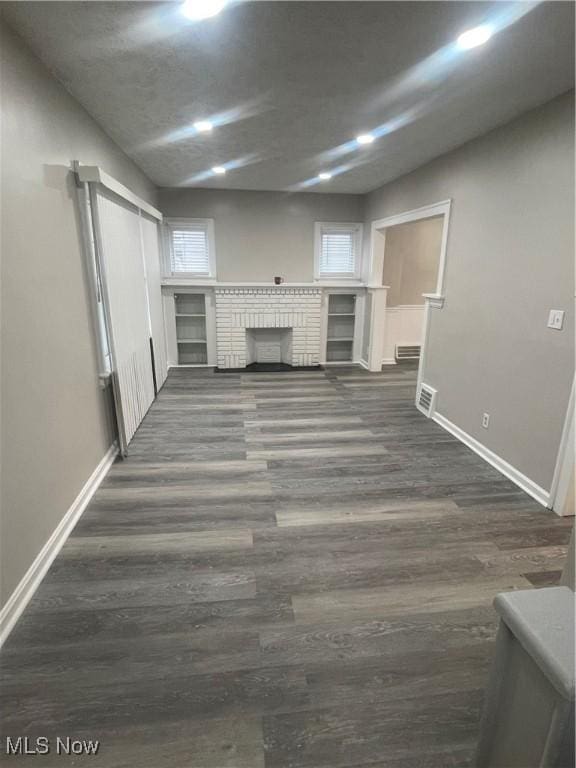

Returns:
395,344,421,361
417,383,437,418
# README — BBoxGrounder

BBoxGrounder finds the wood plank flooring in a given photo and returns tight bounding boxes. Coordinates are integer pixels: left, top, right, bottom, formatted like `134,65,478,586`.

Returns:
1,364,572,767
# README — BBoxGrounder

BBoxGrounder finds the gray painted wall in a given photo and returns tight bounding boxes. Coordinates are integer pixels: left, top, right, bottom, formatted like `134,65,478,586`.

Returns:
158,188,364,283
383,217,443,306
365,92,575,492
0,21,157,608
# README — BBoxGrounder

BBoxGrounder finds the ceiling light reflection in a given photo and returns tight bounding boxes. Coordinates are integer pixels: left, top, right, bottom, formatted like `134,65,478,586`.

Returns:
294,164,352,190
136,97,270,153
176,153,264,186
372,2,539,113
456,25,494,50
318,101,432,166
181,0,227,21
193,120,213,133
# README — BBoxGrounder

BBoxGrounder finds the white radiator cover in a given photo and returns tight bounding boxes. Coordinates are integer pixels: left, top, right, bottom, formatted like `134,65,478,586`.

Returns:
215,287,322,368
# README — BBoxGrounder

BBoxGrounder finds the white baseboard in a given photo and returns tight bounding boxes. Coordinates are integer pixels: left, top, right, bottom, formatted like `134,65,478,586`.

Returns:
381,358,397,366
0,442,118,648
433,412,550,507
358,359,370,370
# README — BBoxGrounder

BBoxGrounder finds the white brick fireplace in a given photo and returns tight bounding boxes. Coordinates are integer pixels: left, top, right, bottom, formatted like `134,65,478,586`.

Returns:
214,287,322,368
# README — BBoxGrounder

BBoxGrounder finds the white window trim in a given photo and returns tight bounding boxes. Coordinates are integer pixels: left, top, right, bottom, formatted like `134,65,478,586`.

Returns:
314,221,363,281
163,218,216,279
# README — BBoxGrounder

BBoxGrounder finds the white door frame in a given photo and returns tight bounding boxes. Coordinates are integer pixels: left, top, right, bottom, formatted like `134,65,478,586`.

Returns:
367,200,452,395
549,377,575,516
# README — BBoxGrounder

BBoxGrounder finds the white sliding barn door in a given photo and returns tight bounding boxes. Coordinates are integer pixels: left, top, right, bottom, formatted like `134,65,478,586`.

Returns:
94,189,155,450
140,213,168,389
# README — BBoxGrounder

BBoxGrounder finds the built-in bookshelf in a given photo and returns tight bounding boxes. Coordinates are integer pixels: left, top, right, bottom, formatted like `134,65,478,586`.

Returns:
326,293,355,362
175,293,207,365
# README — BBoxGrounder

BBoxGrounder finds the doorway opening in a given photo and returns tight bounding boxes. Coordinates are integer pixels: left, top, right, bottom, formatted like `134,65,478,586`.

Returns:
366,200,451,401
381,215,444,364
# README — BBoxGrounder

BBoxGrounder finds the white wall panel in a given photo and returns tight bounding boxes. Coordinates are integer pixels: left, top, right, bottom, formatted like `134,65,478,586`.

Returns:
382,305,425,363
95,190,155,448
140,214,168,388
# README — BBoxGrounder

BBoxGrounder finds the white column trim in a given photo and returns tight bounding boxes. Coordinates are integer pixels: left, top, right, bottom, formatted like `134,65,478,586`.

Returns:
366,286,389,371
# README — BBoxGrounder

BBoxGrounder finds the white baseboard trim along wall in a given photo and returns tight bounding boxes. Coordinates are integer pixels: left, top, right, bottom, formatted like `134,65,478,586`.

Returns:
433,412,550,507
0,442,118,648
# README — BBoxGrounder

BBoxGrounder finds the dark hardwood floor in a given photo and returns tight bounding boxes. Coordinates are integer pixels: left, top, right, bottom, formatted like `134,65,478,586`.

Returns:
1,365,572,767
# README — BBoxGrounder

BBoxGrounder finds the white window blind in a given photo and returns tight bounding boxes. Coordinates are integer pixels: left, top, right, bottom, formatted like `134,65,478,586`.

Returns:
316,223,362,278
170,225,210,274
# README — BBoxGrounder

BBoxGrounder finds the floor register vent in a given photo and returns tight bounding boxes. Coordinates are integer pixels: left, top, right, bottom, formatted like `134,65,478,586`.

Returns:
395,344,421,361
417,383,437,418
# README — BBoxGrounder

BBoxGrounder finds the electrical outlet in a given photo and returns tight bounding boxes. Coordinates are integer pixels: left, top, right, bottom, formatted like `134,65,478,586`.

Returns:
482,413,490,429
547,310,565,330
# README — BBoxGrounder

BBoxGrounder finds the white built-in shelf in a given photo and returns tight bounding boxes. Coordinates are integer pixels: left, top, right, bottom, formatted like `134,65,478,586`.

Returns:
175,293,208,364
326,293,356,363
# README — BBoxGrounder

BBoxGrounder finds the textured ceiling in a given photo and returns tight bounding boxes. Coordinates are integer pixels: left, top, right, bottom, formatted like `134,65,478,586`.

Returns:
3,1,574,193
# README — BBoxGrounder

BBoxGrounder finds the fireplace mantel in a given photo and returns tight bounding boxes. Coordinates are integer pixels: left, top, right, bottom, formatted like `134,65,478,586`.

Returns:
162,279,365,289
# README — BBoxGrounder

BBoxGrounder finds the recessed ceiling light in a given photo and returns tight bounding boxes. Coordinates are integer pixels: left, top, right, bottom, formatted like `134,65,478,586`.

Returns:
181,0,227,21
194,120,213,133
318,172,332,181
456,24,493,50
356,133,375,146
212,166,226,175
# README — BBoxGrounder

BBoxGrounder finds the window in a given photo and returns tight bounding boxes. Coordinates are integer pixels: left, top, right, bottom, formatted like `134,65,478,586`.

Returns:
314,222,363,280
165,218,215,278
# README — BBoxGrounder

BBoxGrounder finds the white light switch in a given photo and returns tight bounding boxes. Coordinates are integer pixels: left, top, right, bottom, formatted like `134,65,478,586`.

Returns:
547,310,565,330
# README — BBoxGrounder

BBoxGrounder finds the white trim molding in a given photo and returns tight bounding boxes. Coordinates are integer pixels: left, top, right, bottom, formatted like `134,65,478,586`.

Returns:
423,293,445,309
549,378,575,516
371,199,452,231
0,443,118,648
369,199,451,292
433,412,550,507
